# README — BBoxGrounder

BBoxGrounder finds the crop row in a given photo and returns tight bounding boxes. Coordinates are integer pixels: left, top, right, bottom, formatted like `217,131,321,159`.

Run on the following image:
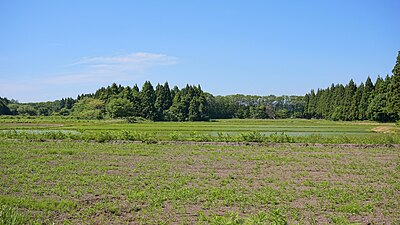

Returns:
1,129,400,144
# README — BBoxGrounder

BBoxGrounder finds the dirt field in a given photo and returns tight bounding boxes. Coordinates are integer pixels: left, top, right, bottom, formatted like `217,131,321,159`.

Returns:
1,139,399,224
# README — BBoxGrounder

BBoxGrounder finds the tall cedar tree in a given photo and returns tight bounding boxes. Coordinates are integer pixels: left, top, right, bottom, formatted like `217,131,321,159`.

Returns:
388,51,400,120
343,79,357,121
367,76,390,121
140,81,157,120
358,77,374,120
154,82,173,121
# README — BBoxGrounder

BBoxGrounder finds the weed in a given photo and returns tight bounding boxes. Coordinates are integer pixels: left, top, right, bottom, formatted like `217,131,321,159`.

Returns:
239,131,266,142
0,205,25,225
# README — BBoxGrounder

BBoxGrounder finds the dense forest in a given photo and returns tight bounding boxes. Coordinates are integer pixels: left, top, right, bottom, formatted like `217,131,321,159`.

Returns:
0,83,306,121
1,51,399,122
304,51,400,122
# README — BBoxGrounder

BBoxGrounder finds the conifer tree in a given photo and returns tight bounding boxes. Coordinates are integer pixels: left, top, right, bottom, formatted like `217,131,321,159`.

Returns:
388,51,400,120
307,90,316,117
128,84,141,116
188,98,200,121
367,76,390,121
331,84,345,121
153,82,173,121
358,77,374,120
343,79,357,120
303,93,310,118
351,83,363,121
169,90,185,121
162,82,172,110
140,81,156,120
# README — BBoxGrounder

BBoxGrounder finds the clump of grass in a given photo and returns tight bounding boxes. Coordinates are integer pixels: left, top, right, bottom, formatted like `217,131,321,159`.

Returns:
187,132,214,142
0,205,25,225
268,132,294,143
198,212,244,225
198,210,288,224
94,132,114,143
168,132,184,141
117,130,157,143
217,132,232,142
239,131,266,142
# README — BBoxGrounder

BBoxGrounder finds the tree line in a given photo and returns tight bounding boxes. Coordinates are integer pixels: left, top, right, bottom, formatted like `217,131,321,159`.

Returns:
73,81,210,121
304,51,400,122
0,82,305,121
1,51,399,122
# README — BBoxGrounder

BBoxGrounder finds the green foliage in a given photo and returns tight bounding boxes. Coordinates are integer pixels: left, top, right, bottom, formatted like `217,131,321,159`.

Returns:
2,51,400,122
358,77,373,120
198,210,287,224
0,137,399,223
140,81,157,120
168,132,184,141
239,131,266,142
268,132,294,143
303,52,400,122
387,51,400,120
367,93,390,122
0,99,11,116
0,118,399,144
106,98,133,118
71,97,105,119
16,105,37,116
0,205,25,225
199,212,244,224
154,82,172,121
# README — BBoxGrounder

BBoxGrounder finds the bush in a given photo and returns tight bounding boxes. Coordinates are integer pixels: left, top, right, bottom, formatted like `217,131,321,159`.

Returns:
126,116,137,123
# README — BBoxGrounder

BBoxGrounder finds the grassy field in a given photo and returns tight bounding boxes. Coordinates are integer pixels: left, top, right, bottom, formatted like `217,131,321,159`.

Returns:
1,140,399,224
0,116,399,144
1,117,399,224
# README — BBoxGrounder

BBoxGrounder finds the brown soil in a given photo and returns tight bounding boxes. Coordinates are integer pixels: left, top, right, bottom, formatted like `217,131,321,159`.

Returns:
27,138,400,149
371,126,396,134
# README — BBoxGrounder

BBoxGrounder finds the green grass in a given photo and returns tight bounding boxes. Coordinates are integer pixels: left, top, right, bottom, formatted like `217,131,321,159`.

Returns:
0,116,399,144
0,117,399,223
0,139,399,224
0,205,25,225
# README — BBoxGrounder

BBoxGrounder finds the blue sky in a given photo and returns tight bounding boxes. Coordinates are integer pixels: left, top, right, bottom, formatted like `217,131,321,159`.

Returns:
0,0,399,102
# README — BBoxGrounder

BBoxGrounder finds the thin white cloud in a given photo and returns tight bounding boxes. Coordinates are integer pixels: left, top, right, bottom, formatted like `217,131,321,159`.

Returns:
46,52,179,85
76,52,178,66
0,52,179,101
